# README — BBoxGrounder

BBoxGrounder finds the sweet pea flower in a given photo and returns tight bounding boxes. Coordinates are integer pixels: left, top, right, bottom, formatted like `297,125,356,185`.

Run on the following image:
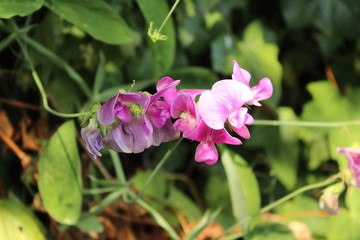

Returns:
319,182,344,215
337,148,360,187
232,60,273,106
198,80,254,138
171,93,200,137
186,120,242,165
81,118,104,159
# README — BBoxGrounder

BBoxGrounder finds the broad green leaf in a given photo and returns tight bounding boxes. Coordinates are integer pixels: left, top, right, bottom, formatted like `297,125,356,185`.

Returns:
0,0,43,18
246,222,296,240
0,199,46,240
38,121,82,225
268,107,300,190
166,186,202,222
132,170,167,201
345,186,360,215
136,0,176,78
75,214,103,233
211,21,283,107
44,0,132,44
221,148,261,229
281,0,317,29
167,67,219,89
275,195,329,237
326,209,360,240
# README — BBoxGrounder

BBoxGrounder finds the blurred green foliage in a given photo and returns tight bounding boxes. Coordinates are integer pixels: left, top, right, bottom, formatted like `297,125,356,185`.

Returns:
1,0,360,239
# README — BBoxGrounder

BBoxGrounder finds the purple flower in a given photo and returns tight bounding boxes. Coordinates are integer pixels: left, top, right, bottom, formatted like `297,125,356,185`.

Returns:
198,80,254,138
232,60,273,106
80,118,104,159
338,148,360,187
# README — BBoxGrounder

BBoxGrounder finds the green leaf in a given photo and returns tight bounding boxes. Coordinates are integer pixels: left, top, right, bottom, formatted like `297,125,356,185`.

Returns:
275,195,329,237
221,148,261,229
0,0,43,18
166,186,202,222
132,170,167,201
38,120,82,225
75,214,103,233
326,209,360,240
211,21,282,107
246,222,296,240
0,199,46,240
281,0,318,29
167,67,219,89
136,0,176,78
44,0,133,44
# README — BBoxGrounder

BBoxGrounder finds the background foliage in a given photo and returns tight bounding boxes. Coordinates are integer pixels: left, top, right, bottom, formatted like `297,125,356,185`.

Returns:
1,0,360,239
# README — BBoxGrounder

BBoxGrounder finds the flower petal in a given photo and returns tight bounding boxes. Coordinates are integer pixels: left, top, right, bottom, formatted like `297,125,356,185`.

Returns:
198,90,230,130
232,60,251,85
97,93,119,126
195,141,218,165
251,77,273,105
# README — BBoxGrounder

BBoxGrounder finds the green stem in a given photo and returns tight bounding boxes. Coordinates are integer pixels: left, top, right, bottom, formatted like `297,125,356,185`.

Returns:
259,173,342,214
157,0,181,34
253,119,360,127
135,137,183,200
219,173,343,239
109,150,127,185
31,70,87,118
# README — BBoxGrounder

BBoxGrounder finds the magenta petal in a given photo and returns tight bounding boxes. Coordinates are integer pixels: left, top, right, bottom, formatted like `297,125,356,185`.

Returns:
171,93,197,119
338,148,360,187
114,104,132,123
154,77,180,105
97,93,119,126
127,119,153,153
119,92,149,107
186,121,242,145
148,101,171,128
195,142,218,165
251,77,273,105
198,90,230,130
232,60,251,85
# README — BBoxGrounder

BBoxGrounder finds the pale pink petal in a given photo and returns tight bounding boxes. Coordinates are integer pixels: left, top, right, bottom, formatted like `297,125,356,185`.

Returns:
186,120,242,145
195,142,218,165
232,60,251,85
211,80,253,110
228,107,248,130
251,77,273,106
198,90,230,130
231,125,251,139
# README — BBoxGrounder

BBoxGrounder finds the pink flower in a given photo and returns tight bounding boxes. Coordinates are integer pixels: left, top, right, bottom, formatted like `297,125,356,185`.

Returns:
171,93,200,137
198,80,254,138
232,60,273,106
337,148,360,187
186,120,242,165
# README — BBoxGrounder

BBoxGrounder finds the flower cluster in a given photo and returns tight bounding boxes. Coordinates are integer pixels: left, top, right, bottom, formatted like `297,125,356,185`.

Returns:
81,61,273,165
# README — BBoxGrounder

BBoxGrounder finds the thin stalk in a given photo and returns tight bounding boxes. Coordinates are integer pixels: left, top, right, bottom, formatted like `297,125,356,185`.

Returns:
253,119,360,127
135,137,183,200
259,173,342,215
219,173,343,239
31,69,87,118
109,150,127,185
157,0,181,34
